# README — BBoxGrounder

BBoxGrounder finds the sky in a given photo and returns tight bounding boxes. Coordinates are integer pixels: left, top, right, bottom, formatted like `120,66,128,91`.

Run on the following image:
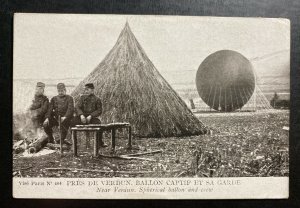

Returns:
13,14,290,81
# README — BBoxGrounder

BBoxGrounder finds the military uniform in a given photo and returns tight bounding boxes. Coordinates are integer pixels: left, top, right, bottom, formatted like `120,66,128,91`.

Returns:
44,83,74,143
73,83,107,147
29,82,49,128
73,94,102,124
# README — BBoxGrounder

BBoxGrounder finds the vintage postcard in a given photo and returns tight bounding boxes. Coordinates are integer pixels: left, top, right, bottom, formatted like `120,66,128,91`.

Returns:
13,13,289,199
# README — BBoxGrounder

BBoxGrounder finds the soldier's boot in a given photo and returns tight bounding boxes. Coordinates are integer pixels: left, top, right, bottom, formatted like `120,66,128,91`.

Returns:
99,138,108,148
43,126,54,143
58,129,72,146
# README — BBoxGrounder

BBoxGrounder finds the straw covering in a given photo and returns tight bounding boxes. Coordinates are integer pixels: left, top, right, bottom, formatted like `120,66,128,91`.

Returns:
71,22,207,137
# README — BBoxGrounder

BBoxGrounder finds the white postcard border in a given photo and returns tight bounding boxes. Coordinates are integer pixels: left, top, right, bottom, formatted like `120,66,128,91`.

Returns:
13,177,288,199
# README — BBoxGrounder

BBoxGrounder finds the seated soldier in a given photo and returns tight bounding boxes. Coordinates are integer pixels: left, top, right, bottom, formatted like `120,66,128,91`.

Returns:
43,83,74,144
29,82,49,130
73,83,107,147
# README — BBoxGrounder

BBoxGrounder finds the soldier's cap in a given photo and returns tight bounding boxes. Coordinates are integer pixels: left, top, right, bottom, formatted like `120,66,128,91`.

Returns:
36,82,45,88
85,83,95,89
57,83,66,90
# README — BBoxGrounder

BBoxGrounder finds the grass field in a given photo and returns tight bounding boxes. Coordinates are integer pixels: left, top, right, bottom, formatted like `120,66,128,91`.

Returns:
13,110,289,178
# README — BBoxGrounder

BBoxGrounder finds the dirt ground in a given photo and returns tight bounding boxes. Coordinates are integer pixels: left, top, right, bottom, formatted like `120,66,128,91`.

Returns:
13,110,289,178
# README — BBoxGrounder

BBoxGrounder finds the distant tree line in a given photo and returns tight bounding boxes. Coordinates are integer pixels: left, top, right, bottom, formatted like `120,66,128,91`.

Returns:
270,92,290,109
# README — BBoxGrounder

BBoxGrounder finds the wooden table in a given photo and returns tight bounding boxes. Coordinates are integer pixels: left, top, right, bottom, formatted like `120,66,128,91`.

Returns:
71,123,132,157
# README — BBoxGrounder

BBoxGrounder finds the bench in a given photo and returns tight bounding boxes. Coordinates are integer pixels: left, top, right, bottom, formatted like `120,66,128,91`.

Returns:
70,122,132,157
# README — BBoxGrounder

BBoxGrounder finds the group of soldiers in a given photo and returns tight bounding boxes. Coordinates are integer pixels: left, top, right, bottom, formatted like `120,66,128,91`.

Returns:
29,82,107,147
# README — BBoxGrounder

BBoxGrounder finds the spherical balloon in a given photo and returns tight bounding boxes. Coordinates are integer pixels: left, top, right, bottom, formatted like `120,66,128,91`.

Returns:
196,50,255,112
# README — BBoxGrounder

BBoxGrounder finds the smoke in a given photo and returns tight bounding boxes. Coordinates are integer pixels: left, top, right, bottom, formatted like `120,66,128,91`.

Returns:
13,112,46,144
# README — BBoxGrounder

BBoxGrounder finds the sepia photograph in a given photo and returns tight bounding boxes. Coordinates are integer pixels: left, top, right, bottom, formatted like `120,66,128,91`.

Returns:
12,14,289,199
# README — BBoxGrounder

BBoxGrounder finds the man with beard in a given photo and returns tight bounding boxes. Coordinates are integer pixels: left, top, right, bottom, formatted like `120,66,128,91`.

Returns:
29,82,49,130
43,83,74,144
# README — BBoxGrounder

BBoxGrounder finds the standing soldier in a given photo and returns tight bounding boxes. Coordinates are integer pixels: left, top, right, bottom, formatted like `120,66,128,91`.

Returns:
29,82,49,130
43,83,74,144
73,83,107,147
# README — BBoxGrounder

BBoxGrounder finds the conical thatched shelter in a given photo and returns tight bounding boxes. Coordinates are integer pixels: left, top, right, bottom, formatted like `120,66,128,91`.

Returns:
71,22,207,137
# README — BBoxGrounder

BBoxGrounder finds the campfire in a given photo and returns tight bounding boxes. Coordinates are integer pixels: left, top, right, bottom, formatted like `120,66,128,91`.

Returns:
13,113,49,154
